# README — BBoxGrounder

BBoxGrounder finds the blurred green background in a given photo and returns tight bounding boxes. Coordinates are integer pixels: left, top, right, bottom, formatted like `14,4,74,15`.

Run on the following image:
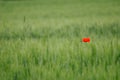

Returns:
0,0,120,80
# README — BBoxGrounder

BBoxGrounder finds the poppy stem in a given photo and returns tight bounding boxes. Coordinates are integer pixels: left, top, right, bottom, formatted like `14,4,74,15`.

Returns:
117,24,118,49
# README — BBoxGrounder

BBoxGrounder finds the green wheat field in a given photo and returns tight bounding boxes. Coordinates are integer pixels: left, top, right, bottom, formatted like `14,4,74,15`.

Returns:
0,0,120,80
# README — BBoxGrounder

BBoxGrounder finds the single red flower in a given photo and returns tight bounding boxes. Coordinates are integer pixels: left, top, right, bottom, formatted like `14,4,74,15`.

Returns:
82,37,90,42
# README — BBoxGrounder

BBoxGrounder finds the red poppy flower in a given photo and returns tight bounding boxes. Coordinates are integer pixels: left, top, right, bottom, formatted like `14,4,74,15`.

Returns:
82,37,90,42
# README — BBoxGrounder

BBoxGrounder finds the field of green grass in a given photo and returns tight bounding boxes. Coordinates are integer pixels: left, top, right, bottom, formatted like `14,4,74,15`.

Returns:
0,0,120,80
